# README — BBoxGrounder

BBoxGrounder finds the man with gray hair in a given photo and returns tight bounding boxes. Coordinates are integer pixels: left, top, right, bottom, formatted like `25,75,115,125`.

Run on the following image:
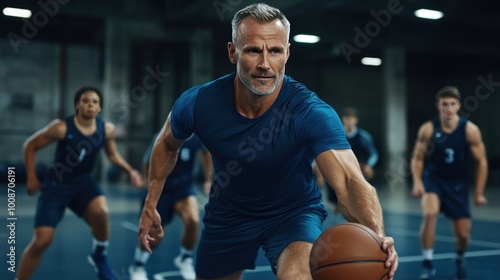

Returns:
138,3,398,280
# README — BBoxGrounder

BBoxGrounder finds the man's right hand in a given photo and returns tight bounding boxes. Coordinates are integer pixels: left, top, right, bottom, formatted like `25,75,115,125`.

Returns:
411,181,425,198
138,206,164,253
26,177,41,196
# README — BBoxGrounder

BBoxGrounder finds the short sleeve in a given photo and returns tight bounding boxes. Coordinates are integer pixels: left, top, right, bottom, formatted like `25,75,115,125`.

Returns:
299,100,350,157
171,87,199,140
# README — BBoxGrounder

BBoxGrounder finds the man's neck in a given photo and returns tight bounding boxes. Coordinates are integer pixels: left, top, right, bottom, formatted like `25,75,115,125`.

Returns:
440,114,460,132
233,78,281,119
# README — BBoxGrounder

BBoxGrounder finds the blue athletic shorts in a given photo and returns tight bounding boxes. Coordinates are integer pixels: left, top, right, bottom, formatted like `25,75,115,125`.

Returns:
195,200,327,278
35,174,104,227
140,185,195,225
423,175,470,219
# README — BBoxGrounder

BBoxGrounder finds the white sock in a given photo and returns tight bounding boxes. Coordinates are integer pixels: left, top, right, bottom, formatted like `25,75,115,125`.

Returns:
180,246,194,258
423,248,434,260
93,239,109,254
134,246,151,265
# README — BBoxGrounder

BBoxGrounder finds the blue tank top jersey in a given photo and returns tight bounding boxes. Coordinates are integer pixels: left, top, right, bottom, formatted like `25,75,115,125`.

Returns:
143,133,205,191
347,128,378,167
48,115,106,183
171,73,350,217
424,116,470,181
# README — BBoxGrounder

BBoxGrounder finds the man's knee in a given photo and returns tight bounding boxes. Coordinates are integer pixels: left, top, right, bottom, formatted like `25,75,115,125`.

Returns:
31,230,54,254
276,265,311,280
185,214,199,230
422,210,439,221
85,197,109,222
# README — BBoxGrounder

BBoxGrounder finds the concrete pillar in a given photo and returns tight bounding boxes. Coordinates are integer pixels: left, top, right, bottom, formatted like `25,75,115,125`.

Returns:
101,18,131,182
382,46,408,189
190,28,214,86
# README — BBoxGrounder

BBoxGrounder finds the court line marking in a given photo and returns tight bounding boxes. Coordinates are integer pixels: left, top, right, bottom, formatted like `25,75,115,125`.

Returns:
121,220,138,232
388,227,500,249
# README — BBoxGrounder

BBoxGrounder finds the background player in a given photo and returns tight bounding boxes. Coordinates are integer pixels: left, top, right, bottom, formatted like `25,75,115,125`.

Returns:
17,86,144,280
411,86,488,280
129,133,212,280
316,107,379,215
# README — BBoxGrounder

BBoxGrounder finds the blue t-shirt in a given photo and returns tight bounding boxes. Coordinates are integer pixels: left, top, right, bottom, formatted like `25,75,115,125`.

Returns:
143,133,205,191
48,115,105,183
171,73,350,217
424,116,470,182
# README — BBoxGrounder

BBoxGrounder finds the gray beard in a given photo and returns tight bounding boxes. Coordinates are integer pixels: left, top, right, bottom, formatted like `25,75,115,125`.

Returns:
237,65,282,96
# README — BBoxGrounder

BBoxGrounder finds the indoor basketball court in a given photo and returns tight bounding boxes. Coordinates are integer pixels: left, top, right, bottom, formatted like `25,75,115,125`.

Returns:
1,1,500,280
1,183,499,279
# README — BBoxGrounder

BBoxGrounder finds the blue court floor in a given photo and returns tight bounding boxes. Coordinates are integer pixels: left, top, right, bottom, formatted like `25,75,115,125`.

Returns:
1,182,499,280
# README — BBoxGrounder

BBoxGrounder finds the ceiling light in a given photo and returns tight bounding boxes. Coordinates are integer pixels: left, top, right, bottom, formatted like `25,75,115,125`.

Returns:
414,9,443,20
361,57,382,66
293,34,320,44
3,7,32,18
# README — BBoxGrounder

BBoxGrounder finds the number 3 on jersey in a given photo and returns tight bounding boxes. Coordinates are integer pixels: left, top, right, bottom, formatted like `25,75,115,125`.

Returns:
444,148,454,163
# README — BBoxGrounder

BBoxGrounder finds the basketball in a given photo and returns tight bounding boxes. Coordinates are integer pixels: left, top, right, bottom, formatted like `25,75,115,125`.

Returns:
310,223,390,280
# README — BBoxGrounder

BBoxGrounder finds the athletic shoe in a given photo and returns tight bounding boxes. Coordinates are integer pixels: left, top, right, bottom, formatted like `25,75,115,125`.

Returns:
129,265,148,280
88,252,115,280
174,256,196,280
455,257,468,280
420,259,436,280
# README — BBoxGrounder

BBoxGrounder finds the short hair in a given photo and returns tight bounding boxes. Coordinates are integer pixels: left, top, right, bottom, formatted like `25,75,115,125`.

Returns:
73,86,103,113
436,86,461,102
231,3,290,45
341,107,358,117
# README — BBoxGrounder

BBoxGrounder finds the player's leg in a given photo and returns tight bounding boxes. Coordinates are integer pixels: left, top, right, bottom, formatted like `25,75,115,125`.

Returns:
83,195,115,280
275,241,314,280
452,218,471,280
70,176,113,280
195,202,261,280
129,191,172,280
173,194,199,280
196,270,244,280
175,195,199,256
419,192,440,279
17,180,68,280
84,195,110,241
263,204,326,280
16,227,55,280
420,192,440,251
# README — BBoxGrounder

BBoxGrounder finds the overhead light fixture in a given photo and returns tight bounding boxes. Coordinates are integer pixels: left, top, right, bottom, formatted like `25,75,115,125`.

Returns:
293,34,320,44
3,7,32,18
361,57,382,66
414,9,443,20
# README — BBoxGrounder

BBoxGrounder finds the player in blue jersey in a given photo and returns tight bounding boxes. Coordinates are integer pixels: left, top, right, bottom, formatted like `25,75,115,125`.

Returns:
17,86,144,280
319,107,379,215
129,133,212,280
138,3,398,280
411,86,488,280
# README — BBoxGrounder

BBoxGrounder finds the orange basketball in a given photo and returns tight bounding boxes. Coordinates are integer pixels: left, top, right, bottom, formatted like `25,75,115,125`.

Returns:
310,223,390,280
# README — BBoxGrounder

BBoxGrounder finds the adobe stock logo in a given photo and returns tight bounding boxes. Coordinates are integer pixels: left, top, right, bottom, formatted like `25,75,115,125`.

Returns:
212,0,243,22
339,0,406,63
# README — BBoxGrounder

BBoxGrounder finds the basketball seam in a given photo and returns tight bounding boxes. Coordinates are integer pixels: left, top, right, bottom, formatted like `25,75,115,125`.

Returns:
315,259,386,270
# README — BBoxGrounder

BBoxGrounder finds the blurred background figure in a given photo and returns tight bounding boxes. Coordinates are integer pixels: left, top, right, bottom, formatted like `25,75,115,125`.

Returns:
129,132,212,280
316,107,379,217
